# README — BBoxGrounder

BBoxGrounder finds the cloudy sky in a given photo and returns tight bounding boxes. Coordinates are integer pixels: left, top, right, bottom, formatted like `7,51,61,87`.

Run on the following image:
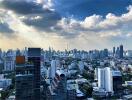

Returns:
0,0,132,50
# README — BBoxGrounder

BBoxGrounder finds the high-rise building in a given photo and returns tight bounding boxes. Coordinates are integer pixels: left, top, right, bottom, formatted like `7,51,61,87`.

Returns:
103,49,108,58
0,58,4,73
98,67,113,93
112,71,122,93
113,47,115,56
116,47,120,58
0,49,2,58
28,48,41,100
4,50,15,71
119,45,124,58
15,56,34,100
50,60,57,80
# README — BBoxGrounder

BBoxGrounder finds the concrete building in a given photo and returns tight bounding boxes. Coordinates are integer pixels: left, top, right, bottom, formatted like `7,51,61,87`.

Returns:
50,60,57,79
4,50,15,71
0,59,4,73
126,50,132,57
0,79,11,89
47,70,67,100
98,67,113,93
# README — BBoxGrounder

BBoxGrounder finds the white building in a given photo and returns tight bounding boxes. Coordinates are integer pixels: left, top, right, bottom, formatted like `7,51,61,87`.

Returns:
50,60,57,79
4,50,15,71
98,67,113,93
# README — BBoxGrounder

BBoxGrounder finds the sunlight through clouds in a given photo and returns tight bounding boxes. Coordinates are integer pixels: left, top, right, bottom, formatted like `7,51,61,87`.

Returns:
0,0,132,50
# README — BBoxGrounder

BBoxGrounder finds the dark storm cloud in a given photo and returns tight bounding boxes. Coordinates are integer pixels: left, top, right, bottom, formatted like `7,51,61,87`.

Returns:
23,12,61,31
1,0,44,14
1,0,132,39
1,0,61,31
53,0,132,20
0,22,14,34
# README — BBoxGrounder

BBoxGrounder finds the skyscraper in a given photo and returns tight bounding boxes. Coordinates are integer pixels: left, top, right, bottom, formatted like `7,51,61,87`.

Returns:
98,67,113,92
28,48,41,100
116,47,120,58
103,49,108,58
113,47,115,56
119,45,123,58
4,50,15,71
15,56,34,100
112,71,122,93
0,49,2,58
50,60,57,80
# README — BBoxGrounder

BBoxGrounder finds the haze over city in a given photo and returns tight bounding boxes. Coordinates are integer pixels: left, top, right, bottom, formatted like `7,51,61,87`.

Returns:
0,1,132,100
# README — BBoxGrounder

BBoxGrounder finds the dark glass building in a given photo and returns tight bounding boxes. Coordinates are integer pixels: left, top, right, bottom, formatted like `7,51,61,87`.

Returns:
15,56,34,100
113,47,115,56
104,49,108,58
119,45,124,58
28,48,41,100
112,71,122,93
116,47,120,58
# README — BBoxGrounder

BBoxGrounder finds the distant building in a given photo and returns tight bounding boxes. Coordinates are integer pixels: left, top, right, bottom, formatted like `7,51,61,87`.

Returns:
126,50,132,57
116,47,120,58
113,47,116,56
4,50,15,71
50,60,57,79
119,45,124,58
0,49,2,58
103,49,108,58
0,59,4,73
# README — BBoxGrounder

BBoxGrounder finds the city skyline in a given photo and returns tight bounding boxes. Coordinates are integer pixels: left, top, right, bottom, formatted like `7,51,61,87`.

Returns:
0,0,132,50
0,47,132,100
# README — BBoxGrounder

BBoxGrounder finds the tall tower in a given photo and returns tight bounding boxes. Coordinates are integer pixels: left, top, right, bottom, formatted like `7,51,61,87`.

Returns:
116,47,120,58
4,50,15,71
113,47,115,56
112,70,122,93
28,48,41,100
104,49,108,58
15,56,34,100
98,67,113,92
119,45,123,58
50,60,56,79
0,49,2,58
